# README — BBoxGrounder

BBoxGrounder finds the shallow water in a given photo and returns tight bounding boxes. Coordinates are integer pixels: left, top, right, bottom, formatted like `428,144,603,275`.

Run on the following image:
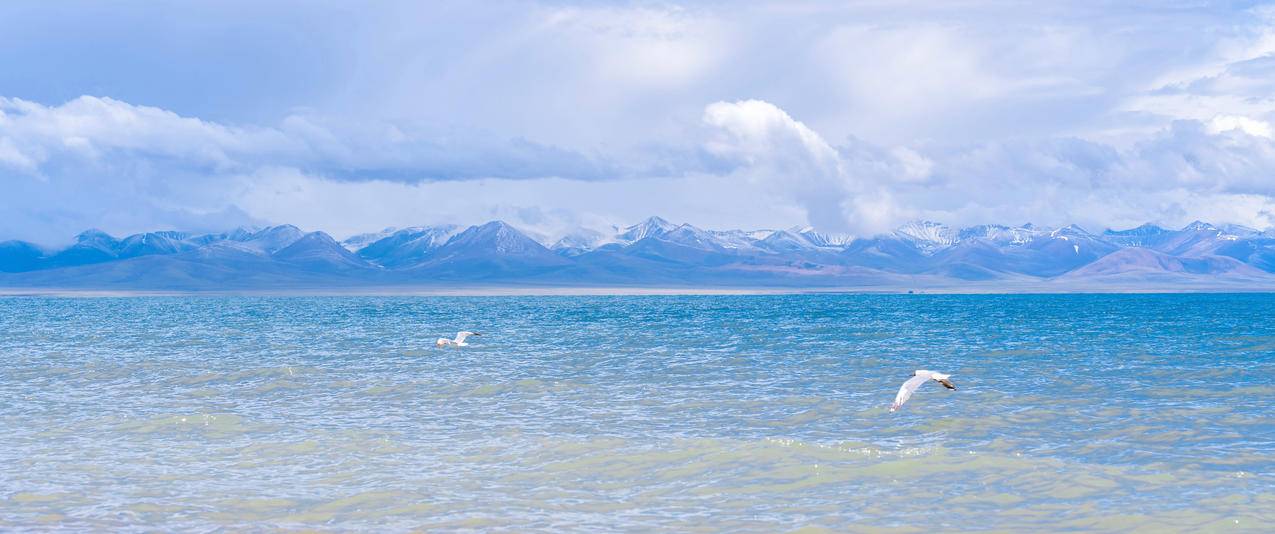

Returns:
1,294,1272,531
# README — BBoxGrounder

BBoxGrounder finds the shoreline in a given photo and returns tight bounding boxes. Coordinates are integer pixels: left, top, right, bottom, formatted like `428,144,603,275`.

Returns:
3,284,1275,297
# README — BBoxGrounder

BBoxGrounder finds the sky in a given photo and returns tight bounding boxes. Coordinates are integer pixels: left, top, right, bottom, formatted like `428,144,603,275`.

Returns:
3,0,1275,245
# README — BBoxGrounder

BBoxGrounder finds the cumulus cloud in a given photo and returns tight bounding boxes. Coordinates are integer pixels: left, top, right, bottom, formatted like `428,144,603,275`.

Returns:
700,99,1275,233
702,99,942,234
704,100,874,233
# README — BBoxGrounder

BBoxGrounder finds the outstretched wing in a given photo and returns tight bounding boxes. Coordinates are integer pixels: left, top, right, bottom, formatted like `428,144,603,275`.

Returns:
937,378,956,390
891,375,929,411
456,331,474,343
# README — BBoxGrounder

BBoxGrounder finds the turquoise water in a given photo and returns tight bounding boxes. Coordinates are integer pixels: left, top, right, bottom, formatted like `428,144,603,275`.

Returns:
1,294,1272,531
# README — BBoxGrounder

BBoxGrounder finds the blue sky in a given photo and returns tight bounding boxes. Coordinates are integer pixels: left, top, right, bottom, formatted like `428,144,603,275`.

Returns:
3,1,1275,244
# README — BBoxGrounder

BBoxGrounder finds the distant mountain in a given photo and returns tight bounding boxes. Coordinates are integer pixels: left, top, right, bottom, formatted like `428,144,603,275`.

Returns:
116,232,194,259
2,217,1275,290
551,227,615,257
959,224,1041,246
44,229,120,268
357,225,460,268
1061,248,1267,284
342,227,400,252
757,229,821,254
793,226,854,247
273,232,373,272
406,221,569,279
237,225,305,254
616,216,678,244
1102,223,1171,247
0,241,45,273
894,221,957,254
1212,235,1275,272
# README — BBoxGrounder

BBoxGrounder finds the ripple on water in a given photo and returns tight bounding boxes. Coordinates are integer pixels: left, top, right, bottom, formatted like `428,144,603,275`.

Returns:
0,294,1273,531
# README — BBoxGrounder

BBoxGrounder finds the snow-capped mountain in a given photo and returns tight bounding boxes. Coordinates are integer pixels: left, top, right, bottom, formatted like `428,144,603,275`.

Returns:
342,227,400,252
959,224,1042,246
407,221,570,279
550,228,616,257
893,221,958,254
238,225,306,254
756,229,821,254
356,225,461,268
3,217,1274,288
1101,223,1170,247
793,226,854,247
616,216,678,244
273,232,372,271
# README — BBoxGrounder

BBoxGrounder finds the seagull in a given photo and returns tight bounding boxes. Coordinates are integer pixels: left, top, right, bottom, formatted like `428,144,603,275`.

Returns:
436,331,481,348
890,370,956,412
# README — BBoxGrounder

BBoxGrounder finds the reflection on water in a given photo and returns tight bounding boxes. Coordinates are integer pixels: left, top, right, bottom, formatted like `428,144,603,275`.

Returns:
1,294,1273,531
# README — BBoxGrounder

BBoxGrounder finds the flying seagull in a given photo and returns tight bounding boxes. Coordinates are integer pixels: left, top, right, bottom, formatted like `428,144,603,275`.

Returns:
890,370,956,412
436,331,481,348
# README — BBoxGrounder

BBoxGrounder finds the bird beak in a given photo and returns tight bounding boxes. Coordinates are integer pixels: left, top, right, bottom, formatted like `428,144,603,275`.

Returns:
938,378,956,390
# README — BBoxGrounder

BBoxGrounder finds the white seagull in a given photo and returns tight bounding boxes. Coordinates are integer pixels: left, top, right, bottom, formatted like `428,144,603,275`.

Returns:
890,370,957,412
436,331,481,348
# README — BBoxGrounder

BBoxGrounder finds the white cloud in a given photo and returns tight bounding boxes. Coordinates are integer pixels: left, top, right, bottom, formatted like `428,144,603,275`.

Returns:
1207,115,1274,139
543,6,725,89
6,92,1275,245
703,99,857,232
0,96,297,173
699,99,1275,234
5,3,1275,242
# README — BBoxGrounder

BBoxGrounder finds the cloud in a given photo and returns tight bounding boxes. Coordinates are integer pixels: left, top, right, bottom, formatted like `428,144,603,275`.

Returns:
0,96,626,183
7,91,1275,246
1207,115,1273,139
5,3,1275,242
0,95,633,243
0,96,299,174
702,99,936,234
700,99,1275,233
228,168,806,244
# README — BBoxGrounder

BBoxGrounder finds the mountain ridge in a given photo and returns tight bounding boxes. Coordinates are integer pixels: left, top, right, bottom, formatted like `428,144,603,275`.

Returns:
3,218,1274,290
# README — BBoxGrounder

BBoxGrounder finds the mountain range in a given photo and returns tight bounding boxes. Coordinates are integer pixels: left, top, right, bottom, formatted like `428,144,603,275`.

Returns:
2,217,1274,291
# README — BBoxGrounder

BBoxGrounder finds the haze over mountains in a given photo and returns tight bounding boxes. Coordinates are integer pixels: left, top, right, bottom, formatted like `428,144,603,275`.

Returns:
2,217,1274,291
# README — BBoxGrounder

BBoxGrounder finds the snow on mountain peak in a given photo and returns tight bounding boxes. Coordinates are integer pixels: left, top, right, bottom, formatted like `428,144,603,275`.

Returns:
617,216,679,243
894,221,957,253
1218,224,1259,239
958,224,1040,246
342,227,400,252
785,226,852,247
445,220,547,255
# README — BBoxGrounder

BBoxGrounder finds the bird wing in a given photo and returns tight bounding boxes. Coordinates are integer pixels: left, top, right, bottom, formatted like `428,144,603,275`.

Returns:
455,331,472,343
891,375,929,411
937,378,956,390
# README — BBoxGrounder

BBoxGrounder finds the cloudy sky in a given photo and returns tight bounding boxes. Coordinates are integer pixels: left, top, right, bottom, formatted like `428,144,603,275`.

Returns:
3,0,1275,244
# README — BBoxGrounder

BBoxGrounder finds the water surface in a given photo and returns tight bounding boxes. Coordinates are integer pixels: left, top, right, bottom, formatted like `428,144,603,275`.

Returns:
1,294,1272,531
